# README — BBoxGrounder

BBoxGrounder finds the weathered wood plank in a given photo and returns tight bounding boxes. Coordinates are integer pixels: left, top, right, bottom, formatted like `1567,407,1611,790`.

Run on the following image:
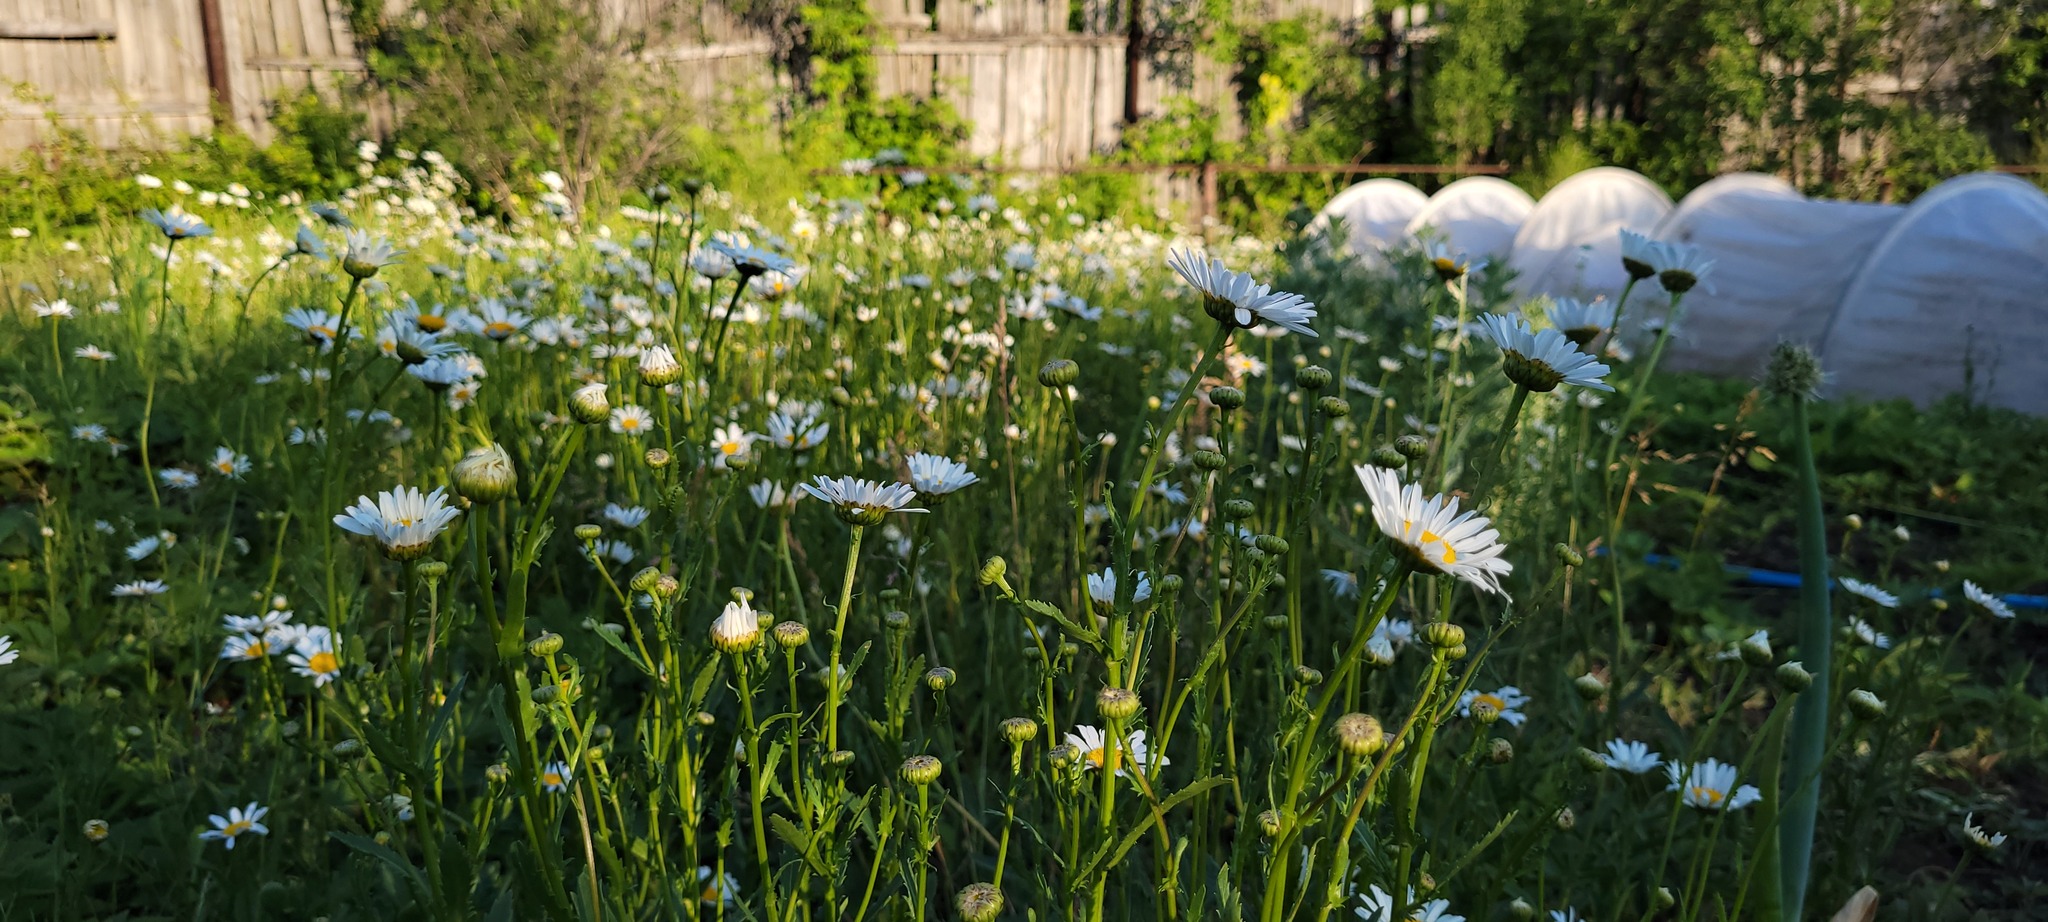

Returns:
0,19,115,40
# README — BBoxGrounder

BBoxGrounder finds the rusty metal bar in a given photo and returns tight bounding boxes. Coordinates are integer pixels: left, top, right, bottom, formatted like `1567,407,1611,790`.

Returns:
197,0,234,127
0,21,117,40
814,162,1513,177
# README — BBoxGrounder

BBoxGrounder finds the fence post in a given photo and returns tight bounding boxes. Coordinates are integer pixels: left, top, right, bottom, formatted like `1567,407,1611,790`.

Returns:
198,0,235,127
1199,161,1219,227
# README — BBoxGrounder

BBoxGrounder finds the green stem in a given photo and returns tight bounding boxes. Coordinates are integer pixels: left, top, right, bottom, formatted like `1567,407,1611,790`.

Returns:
1778,395,1832,920
825,524,866,752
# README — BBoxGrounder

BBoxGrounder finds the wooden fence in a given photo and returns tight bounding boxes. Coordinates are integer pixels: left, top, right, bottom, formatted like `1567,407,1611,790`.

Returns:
0,0,1396,166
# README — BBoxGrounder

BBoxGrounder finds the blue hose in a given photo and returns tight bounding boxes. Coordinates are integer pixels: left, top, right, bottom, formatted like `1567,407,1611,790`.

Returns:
1615,551,2047,610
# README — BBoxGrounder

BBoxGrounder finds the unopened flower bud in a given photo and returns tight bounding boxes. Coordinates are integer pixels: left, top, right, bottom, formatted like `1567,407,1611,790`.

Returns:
1847,688,1887,721
1762,341,1824,401
638,346,683,386
486,763,511,783
1424,622,1465,649
711,601,761,653
978,556,1008,586
1262,614,1290,632
1555,543,1586,568
648,183,673,204
1192,449,1228,472
1554,806,1575,831
1333,713,1385,758
773,621,809,649
1776,661,1813,692
680,177,705,196
1098,687,1140,722
645,448,672,468
828,749,855,768
573,524,602,542
1001,717,1038,744
1576,747,1609,773
83,819,110,843
1655,887,1676,910
1316,396,1350,418
925,666,957,691
1370,446,1406,469
1048,744,1081,770
453,443,518,503
1394,435,1429,459
570,382,610,424
1488,738,1515,764
531,684,560,704
884,610,911,631
1934,559,1950,573
1296,365,1331,390
1508,898,1534,921
1446,643,1468,660
1222,498,1256,520
528,632,564,657
696,711,717,727
1574,673,1607,700
1470,701,1501,725
958,883,1004,922
1156,574,1183,595
656,574,679,596
1059,642,1080,658
1038,359,1080,388
630,567,663,593
1258,809,1284,838
1209,386,1245,410
1256,534,1290,555
1739,632,1774,667
901,754,943,786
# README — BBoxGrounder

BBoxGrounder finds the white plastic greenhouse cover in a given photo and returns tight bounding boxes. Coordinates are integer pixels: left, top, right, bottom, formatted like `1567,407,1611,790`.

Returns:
1402,176,1534,259
1819,173,2048,414
1306,178,1429,262
1507,167,1672,302
1651,173,1904,377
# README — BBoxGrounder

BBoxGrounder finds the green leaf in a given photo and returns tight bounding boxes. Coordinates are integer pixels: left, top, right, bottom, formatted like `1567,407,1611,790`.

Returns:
587,620,654,675
1019,597,1103,649
333,831,430,900
769,815,833,877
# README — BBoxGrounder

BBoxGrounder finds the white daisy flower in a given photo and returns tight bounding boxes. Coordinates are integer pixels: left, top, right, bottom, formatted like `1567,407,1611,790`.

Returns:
333,485,462,560
1550,909,1585,922
159,469,200,490
125,536,163,561
1476,313,1613,392
1546,297,1609,347
1666,758,1761,811
1322,569,1360,600
1601,738,1664,774
1356,884,1464,922
602,503,650,528
541,760,573,793
143,208,212,239
34,299,74,319
767,411,829,452
1962,581,2016,620
905,452,978,501
1846,616,1892,650
1064,725,1167,776
1354,465,1513,595
72,344,116,362
1458,686,1530,726
801,476,927,525
1962,813,2007,850
709,423,755,468
1837,577,1899,609
341,230,403,277
283,308,344,347
696,866,740,905
588,539,636,566
198,801,269,849
466,299,532,341
748,479,798,510
0,635,18,666
287,626,341,686
112,579,169,597
609,405,654,437
1087,568,1153,606
209,447,251,479
708,239,796,277
1421,240,1486,281
1166,249,1318,337
1618,229,1663,280
220,633,280,661
223,611,294,635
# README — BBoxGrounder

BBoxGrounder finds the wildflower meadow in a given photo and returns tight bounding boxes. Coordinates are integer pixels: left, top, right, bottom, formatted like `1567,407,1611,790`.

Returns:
0,154,2042,922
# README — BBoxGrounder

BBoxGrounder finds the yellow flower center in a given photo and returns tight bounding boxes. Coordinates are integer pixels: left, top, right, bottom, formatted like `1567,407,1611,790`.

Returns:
622,417,643,431
1432,257,1461,273
244,641,269,657
1401,520,1458,564
542,771,563,788
214,461,234,473
485,321,515,337
720,441,741,456
306,651,339,674
223,819,253,837
701,885,721,903
416,314,447,332
1084,745,1117,771
1690,785,1724,807
310,325,335,340
1473,693,1505,712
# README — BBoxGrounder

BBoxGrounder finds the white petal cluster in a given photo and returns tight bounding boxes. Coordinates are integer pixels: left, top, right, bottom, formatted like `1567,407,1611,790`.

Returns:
333,485,463,559
1355,465,1513,595
1166,249,1318,337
